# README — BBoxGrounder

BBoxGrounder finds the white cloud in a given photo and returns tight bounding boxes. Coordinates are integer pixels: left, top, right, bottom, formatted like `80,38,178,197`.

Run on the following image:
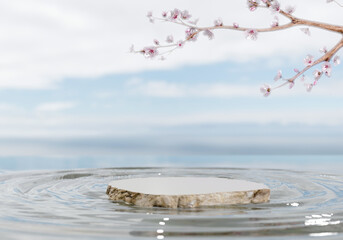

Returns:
1,105,343,140
127,78,259,98
35,102,77,112
128,80,186,97
0,0,342,89
125,77,343,98
0,103,18,111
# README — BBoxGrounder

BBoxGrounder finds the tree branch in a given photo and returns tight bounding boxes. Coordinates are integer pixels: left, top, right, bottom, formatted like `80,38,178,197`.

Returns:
136,1,343,96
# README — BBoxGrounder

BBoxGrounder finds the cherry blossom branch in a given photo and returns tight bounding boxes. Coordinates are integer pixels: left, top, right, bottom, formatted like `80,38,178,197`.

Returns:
269,37,343,93
134,0,342,96
198,22,294,33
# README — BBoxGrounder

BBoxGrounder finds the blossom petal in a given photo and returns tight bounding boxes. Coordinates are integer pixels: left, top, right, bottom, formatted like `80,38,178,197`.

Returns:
300,28,311,36
333,56,341,66
245,29,258,40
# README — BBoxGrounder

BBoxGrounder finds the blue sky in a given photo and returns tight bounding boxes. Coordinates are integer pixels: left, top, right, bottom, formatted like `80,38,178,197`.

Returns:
1,0,343,158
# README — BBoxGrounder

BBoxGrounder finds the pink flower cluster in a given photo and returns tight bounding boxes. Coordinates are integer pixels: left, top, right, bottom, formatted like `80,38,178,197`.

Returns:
137,9,198,59
185,27,198,41
304,51,340,91
143,46,158,58
308,58,340,88
141,4,289,60
262,51,341,96
246,0,298,16
247,0,284,13
160,8,192,21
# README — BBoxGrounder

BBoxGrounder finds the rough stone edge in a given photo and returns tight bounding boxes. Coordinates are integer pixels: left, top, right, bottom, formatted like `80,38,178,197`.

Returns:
106,185,270,208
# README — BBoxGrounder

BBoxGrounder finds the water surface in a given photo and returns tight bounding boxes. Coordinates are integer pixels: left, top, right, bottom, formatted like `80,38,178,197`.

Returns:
0,167,342,239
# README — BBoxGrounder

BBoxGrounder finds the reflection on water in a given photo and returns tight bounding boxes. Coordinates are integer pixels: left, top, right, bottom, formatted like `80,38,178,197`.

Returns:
0,168,342,239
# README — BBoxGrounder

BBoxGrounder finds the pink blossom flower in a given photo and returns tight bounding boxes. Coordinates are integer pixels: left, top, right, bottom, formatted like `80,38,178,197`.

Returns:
322,62,332,77
333,55,341,66
304,54,314,66
285,5,295,14
181,10,191,20
313,70,322,81
245,29,258,40
319,46,328,53
147,11,154,23
233,22,239,28
203,29,214,40
271,16,279,27
300,28,311,36
166,35,174,43
170,8,180,20
177,40,184,48
143,46,158,58
162,11,168,18
214,18,223,27
270,0,281,12
274,70,282,81
305,83,313,92
247,0,260,11
185,28,198,41
153,39,160,45
289,81,295,89
146,11,153,18
294,68,300,73
260,84,272,97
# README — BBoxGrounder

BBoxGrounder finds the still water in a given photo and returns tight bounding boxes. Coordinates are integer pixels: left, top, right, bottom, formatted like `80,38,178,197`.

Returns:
0,165,342,239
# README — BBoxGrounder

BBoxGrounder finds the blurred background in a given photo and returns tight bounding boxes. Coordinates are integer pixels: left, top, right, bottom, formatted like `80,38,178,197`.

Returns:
0,0,343,171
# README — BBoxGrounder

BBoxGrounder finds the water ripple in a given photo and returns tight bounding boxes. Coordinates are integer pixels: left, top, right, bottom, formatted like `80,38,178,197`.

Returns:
0,168,342,239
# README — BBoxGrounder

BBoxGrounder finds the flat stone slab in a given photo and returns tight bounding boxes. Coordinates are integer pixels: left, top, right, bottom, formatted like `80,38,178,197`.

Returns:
107,177,270,208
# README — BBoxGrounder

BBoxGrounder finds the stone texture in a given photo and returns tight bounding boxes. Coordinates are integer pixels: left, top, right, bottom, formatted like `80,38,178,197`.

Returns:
107,177,270,208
